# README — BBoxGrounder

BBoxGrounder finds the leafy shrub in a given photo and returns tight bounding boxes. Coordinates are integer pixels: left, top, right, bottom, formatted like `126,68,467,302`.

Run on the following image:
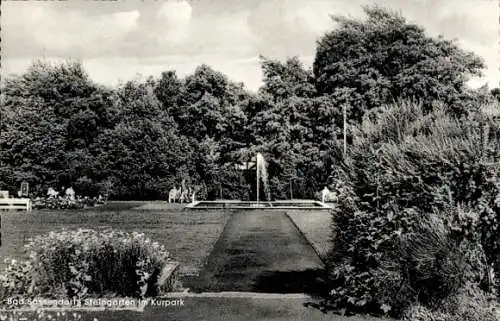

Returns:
402,283,498,321
33,196,102,210
402,304,447,321
441,283,498,321
399,213,490,306
0,260,33,299
0,310,86,321
324,101,500,317
388,212,490,312
0,229,178,302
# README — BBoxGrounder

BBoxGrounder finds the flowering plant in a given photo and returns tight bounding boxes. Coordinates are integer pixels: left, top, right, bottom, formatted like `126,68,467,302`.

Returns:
0,229,175,303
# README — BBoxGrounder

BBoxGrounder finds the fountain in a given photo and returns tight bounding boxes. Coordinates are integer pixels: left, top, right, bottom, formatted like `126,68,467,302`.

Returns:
256,152,271,204
185,153,332,210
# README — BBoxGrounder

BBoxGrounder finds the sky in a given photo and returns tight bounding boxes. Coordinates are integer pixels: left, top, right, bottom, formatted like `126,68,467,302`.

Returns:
2,0,499,91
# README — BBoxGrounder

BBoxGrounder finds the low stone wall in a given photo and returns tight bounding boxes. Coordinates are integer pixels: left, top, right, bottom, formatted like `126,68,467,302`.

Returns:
157,261,182,293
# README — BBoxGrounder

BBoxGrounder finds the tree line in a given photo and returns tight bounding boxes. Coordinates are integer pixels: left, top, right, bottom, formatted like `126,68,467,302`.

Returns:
1,6,498,200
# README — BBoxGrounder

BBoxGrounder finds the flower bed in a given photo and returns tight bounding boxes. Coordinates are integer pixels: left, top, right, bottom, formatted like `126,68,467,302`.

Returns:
0,310,88,321
0,229,181,304
33,197,104,210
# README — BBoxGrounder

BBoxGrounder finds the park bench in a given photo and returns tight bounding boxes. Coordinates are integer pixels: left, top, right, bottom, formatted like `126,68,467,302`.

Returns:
0,198,32,212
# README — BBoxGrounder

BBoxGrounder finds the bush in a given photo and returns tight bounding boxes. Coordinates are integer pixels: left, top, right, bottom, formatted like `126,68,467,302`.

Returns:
385,212,490,313
323,101,500,317
0,310,86,321
32,196,103,210
402,283,498,321
402,304,447,321
0,229,178,303
441,283,498,321
399,213,490,306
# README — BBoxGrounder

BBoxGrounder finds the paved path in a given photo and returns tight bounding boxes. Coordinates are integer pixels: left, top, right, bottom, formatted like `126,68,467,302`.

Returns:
187,210,328,294
69,295,384,321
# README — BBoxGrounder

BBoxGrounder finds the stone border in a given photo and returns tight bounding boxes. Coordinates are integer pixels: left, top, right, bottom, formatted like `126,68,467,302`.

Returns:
157,261,181,293
159,292,311,298
185,200,333,210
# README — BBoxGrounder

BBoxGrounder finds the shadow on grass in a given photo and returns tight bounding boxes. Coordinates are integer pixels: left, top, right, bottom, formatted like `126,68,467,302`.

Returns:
186,268,330,295
253,268,330,295
81,201,145,212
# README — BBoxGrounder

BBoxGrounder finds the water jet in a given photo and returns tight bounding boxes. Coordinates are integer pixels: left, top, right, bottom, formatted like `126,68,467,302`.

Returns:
186,153,332,210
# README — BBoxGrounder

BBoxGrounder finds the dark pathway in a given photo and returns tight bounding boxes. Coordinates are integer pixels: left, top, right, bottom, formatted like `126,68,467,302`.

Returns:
187,211,328,294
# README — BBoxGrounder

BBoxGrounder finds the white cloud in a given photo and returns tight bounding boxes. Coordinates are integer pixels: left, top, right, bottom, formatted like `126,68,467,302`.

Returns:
2,2,139,57
79,56,263,91
2,0,499,90
110,11,141,33
156,0,193,44
461,40,500,88
157,0,192,25
247,0,367,58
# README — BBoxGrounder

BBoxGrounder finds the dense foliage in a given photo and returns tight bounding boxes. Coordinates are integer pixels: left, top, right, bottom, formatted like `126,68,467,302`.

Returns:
243,57,342,199
1,5,499,320
0,61,115,196
324,101,499,317
32,195,103,210
0,6,496,203
0,229,177,300
314,6,485,120
95,79,192,199
402,283,498,321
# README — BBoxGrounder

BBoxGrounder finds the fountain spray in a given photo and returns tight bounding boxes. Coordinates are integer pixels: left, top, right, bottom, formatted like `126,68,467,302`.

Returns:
256,153,271,203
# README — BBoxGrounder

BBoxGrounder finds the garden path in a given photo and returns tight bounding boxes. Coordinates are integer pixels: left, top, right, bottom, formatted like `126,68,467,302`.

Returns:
187,210,328,294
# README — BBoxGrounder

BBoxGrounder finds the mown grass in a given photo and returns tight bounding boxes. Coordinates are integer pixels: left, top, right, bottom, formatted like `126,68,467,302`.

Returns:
286,210,333,261
0,201,231,278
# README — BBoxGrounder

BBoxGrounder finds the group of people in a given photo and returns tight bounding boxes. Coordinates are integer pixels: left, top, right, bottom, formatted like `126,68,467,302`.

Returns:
44,186,106,203
168,179,198,203
47,186,76,199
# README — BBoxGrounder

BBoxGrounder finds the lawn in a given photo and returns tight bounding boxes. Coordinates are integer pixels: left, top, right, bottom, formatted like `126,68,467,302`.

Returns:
286,210,333,261
191,210,326,294
0,201,231,277
0,204,396,320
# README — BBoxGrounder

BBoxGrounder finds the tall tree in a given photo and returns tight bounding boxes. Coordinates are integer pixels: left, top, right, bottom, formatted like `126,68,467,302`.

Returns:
154,70,184,115
153,65,251,199
0,61,114,195
314,6,485,120
259,56,316,101
242,57,341,199
97,79,191,199
176,64,249,145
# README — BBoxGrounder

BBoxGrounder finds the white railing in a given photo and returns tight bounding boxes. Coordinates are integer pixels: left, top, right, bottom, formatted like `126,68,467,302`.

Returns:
0,198,32,212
